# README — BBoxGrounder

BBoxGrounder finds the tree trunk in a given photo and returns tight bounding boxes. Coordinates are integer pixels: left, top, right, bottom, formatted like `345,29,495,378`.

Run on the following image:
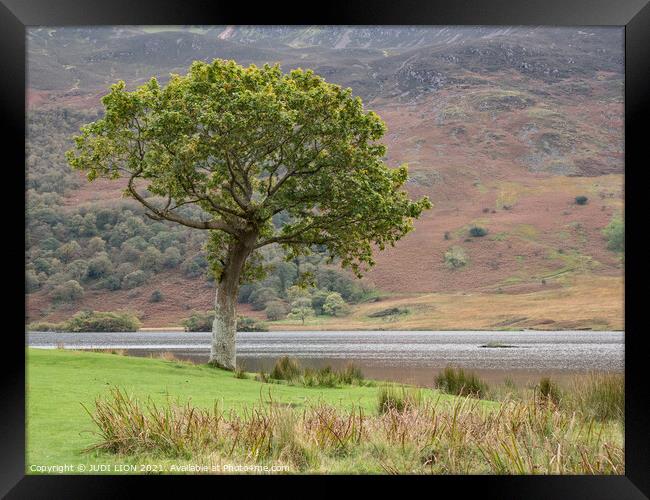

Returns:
209,234,255,370
209,280,239,370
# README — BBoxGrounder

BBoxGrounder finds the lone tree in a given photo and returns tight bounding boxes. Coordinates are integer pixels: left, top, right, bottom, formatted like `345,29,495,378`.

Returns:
67,59,431,369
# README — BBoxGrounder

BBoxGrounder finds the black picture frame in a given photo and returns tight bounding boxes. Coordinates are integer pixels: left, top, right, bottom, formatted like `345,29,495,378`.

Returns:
3,0,648,497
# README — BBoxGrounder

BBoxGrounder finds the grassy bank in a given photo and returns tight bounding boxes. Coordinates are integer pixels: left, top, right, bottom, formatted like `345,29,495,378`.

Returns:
26,348,464,472
26,349,622,474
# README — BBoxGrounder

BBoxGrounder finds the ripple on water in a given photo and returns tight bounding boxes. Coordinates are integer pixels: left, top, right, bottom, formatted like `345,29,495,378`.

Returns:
27,330,624,372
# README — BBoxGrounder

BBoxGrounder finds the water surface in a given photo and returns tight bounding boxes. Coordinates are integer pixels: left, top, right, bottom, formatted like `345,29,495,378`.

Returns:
28,330,623,386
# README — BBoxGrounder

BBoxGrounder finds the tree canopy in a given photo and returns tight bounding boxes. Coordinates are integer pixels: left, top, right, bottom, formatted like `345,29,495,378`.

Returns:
67,59,431,282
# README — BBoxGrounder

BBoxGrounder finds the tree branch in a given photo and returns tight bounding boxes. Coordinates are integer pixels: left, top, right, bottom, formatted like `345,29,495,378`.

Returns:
254,207,394,249
224,153,250,209
127,174,238,236
177,169,247,219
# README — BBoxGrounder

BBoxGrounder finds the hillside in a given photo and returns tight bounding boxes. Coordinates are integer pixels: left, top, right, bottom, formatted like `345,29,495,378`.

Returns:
25,26,624,329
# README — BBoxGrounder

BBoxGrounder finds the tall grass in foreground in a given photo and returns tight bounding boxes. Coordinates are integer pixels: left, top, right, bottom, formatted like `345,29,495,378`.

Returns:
266,357,367,388
377,385,423,413
568,372,624,421
537,377,562,406
488,373,624,423
83,387,623,474
270,356,302,381
434,366,488,398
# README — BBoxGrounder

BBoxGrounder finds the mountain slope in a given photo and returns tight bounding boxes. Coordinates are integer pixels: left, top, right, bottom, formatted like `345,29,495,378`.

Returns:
25,26,624,329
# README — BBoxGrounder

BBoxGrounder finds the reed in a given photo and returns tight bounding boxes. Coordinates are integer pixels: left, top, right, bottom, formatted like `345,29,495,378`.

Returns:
537,377,562,406
89,348,126,356
265,357,367,388
568,372,624,421
270,356,302,382
83,386,623,474
377,385,423,414
434,366,488,398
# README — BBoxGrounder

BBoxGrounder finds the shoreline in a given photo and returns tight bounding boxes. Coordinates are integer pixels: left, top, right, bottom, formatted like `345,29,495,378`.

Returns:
25,327,626,333
141,327,625,333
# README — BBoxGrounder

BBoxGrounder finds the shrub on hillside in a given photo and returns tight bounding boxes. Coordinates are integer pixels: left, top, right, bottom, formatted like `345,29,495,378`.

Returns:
40,237,61,252
86,254,112,279
56,240,82,263
50,280,84,303
64,310,142,332
181,311,214,332
28,311,141,332
314,268,371,303
66,259,89,281
26,321,61,332
140,246,164,272
444,246,468,269
265,300,289,321
182,311,268,332
249,287,279,311
121,270,148,290
575,195,589,205
274,261,299,295
86,236,106,255
33,257,56,275
98,275,121,291
322,292,350,317
469,226,488,237
26,270,41,293
237,283,257,304
310,290,330,315
162,247,182,269
180,253,208,278
44,272,68,290
119,243,143,263
114,262,136,279
288,297,315,324
286,284,311,301
603,215,624,253
149,290,163,303
237,316,269,332
149,231,177,250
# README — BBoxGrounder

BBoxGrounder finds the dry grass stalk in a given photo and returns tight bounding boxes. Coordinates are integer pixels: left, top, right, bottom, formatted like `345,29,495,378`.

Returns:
82,387,623,474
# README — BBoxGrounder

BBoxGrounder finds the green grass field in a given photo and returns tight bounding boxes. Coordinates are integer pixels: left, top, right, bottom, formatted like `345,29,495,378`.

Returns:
26,348,465,473
26,348,622,475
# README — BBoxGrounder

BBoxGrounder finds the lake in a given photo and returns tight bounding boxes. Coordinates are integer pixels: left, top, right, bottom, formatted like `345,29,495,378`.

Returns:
27,330,624,386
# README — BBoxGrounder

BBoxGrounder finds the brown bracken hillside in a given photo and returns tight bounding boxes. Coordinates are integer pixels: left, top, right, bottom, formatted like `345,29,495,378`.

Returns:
26,27,624,329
